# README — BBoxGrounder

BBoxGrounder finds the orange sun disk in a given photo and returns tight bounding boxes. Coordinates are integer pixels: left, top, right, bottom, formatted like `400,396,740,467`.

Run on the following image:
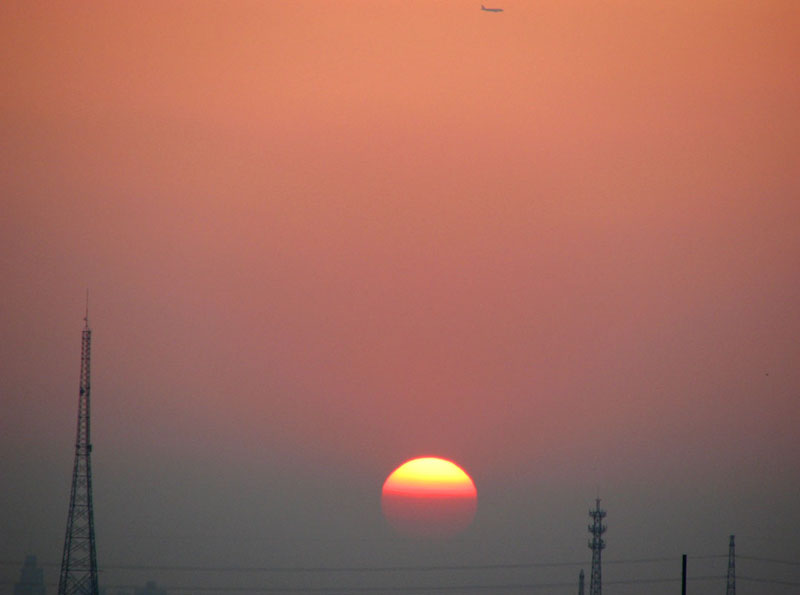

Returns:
381,457,477,537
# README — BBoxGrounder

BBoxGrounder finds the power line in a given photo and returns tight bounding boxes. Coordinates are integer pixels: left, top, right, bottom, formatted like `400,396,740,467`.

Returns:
0,575,729,593
739,555,800,567
0,556,724,574
739,575,800,587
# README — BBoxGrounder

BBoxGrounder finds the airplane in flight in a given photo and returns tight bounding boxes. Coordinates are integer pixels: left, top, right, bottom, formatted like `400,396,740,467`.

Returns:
481,4,504,12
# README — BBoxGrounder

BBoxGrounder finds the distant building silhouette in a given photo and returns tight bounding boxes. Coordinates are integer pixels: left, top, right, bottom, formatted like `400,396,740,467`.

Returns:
134,582,166,595
14,555,46,595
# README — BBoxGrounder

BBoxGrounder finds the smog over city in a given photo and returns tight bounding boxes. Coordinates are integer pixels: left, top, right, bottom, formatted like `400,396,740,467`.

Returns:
1,2,799,595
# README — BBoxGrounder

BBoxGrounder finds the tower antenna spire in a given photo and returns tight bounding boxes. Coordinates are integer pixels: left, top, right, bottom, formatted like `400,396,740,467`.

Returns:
58,311,99,595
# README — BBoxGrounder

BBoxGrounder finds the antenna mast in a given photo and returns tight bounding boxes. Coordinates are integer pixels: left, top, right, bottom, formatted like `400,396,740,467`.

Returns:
726,535,735,595
57,309,99,595
588,498,606,595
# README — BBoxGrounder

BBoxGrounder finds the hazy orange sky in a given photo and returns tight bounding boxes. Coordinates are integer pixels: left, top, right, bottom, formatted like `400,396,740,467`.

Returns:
2,2,799,593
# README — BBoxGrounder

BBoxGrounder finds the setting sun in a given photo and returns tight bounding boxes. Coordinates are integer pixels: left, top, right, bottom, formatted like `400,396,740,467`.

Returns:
382,457,477,538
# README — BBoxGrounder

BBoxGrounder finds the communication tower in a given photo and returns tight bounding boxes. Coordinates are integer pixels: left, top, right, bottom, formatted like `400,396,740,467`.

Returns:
57,307,100,595
588,498,606,595
726,535,735,595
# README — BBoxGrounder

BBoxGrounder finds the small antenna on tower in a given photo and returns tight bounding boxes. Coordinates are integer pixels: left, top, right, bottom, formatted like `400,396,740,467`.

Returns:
84,289,89,327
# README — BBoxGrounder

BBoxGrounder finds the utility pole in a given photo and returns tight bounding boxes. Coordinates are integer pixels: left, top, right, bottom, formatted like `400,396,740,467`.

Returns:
588,499,606,595
57,304,100,595
681,554,687,595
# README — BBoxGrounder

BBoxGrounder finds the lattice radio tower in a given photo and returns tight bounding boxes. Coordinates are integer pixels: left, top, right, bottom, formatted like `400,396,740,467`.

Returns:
726,534,736,595
57,303,99,595
588,498,606,595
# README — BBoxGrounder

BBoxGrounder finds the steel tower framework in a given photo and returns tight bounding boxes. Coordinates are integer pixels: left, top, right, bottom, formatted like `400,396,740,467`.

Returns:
588,498,606,595
57,310,99,595
726,535,735,595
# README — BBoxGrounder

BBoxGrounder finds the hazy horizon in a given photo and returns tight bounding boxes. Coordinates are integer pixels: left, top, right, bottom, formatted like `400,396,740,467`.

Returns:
2,2,799,594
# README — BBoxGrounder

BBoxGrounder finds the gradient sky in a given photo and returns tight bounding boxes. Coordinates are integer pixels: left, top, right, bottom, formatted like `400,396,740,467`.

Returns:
1,2,799,594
